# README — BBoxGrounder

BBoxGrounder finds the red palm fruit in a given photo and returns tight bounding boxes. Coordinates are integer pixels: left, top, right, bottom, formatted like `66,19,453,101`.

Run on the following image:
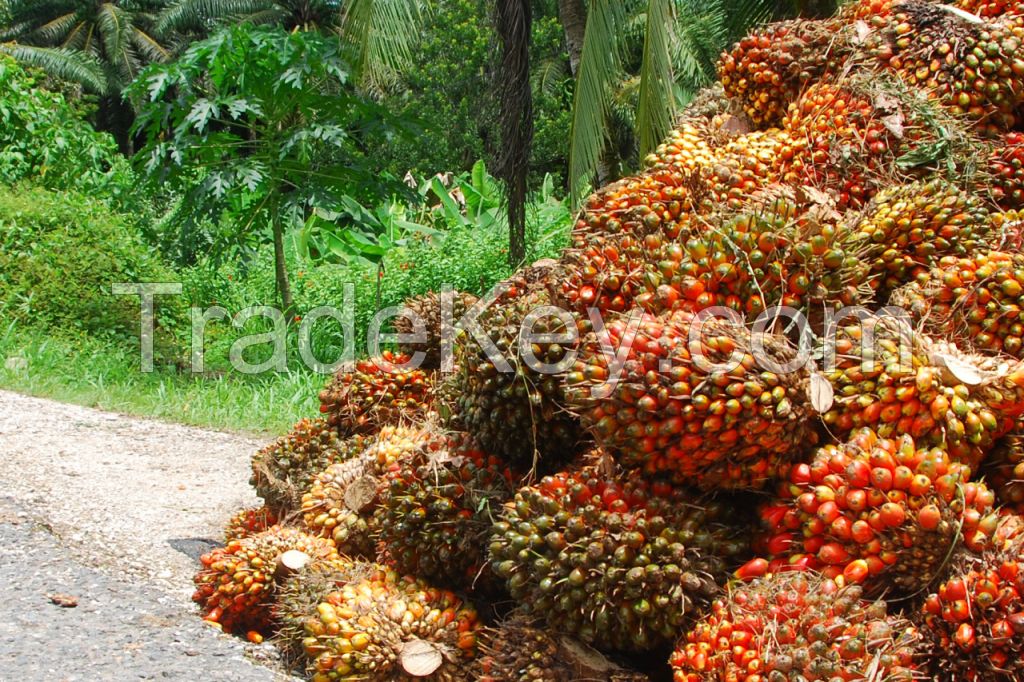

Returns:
957,0,1024,19
820,314,1024,468
318,350,434,436
192,525,342,634
891,250,1024,360
223,505,278,542
864,2,1024,135
989,132,1024,208
377,434,520,591
301,424,446,558
670,572,919,682
566,309,817,489
295,564,481,681
719,18,852,128
753,428,999,596
916,513,1024,680
489,468,749,652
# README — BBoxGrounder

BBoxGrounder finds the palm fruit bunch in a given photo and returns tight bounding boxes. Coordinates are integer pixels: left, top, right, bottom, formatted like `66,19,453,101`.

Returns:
670,572,919,682
558,164,707,317
668,191,867,322
445,266,585,468
377,434,520,590
981,433,1024,512
296,565,480,681
704,129,789,209
224,505,279,542
846,0,898,22
751,427,999,595
989,132,1024,208
718,18,850,128
890,250,1024,359
251,417,362,514
477,617,650,681
863,1,1024,135
393,291,479,369
775,81,914,209
566,310,816,489
489,468,749,651
844,179,992,292
318,351,434,436
192,525,342,634
302,424,446,558
642,120,718,172
276,560,363,660
916,513,1024,680
819,314,1024,468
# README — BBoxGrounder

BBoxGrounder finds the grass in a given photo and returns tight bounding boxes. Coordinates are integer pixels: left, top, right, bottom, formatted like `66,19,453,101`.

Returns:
0,323,321,435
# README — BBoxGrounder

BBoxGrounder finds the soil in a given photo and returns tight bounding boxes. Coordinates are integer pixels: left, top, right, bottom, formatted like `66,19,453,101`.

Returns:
0,390,296,680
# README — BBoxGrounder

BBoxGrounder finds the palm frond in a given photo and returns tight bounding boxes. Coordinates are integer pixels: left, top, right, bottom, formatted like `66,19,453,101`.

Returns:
722,0,774,40
568,0,625,205
531,55,568,100
156,0,276,33
30,12,79,44
0,42,108,92
636,0,675,157
130,26,171,63
341,0,424,94
671,0,725,99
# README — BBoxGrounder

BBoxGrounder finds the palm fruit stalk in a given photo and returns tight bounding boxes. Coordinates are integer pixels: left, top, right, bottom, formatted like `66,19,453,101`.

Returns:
488,468,749,651
444,265,585,468
477,616,650,681
318,350,434,436
820,313,1024,468
670,572,919,682
719,18,851,128
224,505,279,542
251,417,364,514
750,427,999,595
916,513,1024,680
377,434,520,590
566,309,817,489
844,179,992,293
891,250,1024,359
393,291,479,369
192,525,342,634
296,565,480,681
301,424,446,558
981,433,1024,512
863,1,1024,135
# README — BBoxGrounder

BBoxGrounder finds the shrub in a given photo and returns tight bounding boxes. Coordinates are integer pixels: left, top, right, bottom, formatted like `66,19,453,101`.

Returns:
0,185,182,350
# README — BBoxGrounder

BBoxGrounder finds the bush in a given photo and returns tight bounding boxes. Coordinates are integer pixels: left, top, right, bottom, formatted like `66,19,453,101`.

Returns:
0,56,136,206
0,185,183,349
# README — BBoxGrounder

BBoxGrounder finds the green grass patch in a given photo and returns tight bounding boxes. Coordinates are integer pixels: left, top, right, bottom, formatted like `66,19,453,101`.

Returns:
0,323,321,435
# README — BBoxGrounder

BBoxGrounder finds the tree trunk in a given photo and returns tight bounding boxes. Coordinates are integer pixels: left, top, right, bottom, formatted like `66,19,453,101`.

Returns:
271,213,294,319
494,0,533,268
98,95,136,156
557,0,587,78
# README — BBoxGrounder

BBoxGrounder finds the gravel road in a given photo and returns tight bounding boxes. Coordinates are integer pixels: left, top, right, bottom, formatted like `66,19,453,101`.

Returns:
0,390,294,680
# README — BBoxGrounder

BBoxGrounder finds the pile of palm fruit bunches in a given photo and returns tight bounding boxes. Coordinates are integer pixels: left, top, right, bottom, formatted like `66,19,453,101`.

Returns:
195,1,1024,680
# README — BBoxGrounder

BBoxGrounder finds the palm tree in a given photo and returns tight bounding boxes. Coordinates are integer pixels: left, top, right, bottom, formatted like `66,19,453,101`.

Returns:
157,0,424,93
0,0,172,152
566,0,778,204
